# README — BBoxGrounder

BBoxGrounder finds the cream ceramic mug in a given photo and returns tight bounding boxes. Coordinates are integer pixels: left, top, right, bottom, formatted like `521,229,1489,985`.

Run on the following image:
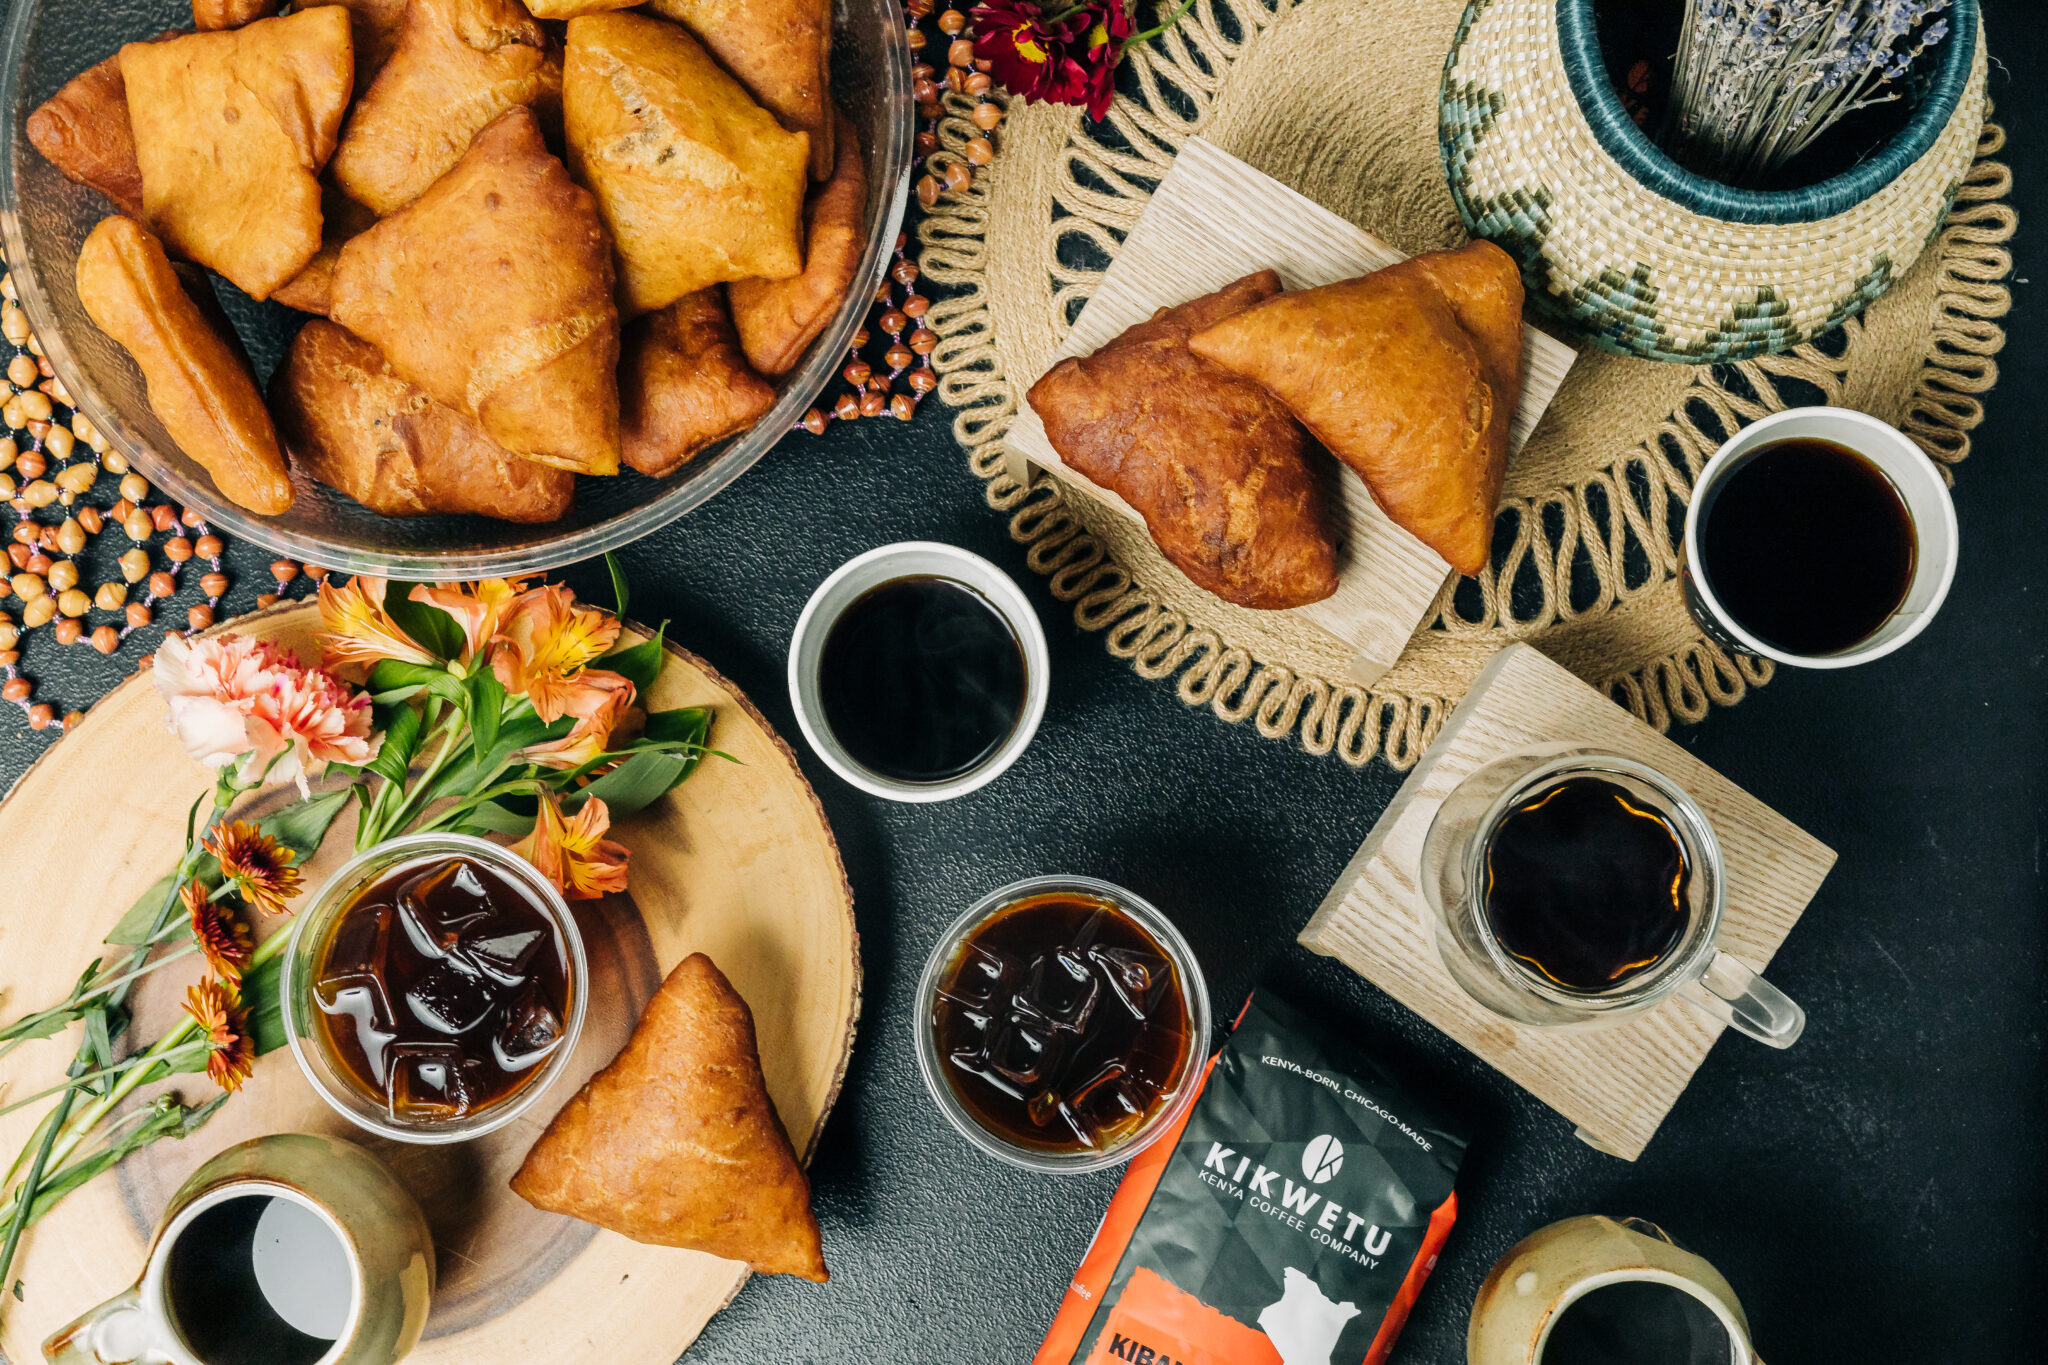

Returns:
43,1134,433,1365
1469,1216,1758,1365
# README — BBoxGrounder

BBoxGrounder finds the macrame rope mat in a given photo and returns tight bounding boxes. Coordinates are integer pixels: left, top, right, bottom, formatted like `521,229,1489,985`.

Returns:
918,0,2015,767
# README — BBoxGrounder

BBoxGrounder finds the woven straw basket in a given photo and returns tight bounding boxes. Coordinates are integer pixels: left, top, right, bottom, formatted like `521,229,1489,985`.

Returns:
1442,0,1988,362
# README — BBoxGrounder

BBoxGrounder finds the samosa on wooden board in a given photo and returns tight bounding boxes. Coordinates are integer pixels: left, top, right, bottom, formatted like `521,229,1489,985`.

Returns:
728,112,866,377
331,106,622,475
511,953,828,1282
645,0,834,180
1188,240,1525,577
120,8,355,301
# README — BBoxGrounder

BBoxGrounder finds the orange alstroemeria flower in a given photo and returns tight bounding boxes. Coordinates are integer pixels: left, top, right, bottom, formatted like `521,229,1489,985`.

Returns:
520,669,641,771
493,585,621,722
317,576,435,670
411,579,528,665
510,792,631,901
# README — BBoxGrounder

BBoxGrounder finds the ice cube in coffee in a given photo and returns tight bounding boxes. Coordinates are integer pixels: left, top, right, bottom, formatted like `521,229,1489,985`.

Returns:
312,855,571,1122
929,891,1196,1155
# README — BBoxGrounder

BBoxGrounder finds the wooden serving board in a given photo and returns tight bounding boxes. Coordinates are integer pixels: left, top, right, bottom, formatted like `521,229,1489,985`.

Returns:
1003,137,1579,686
0,603,859,1364
1297,644,1834,1160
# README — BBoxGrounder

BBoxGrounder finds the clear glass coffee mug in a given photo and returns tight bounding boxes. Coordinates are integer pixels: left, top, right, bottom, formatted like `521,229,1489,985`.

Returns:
1418,747,1804,1048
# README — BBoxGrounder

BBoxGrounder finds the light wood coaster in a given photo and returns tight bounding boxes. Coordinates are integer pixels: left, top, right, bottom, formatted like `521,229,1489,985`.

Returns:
0,603,858,1365
1297,643,1834,1159
1002,136,1580,686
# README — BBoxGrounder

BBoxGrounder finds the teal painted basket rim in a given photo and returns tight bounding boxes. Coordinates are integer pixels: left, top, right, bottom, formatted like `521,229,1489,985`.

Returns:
1557,0,1980,226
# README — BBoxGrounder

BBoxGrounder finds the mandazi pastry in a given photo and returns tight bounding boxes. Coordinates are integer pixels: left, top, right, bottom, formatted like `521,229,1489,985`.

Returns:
727,112,865,377
1029,270,1341,611
24,46,158,221
272,320,576,522
192,0,279,31
331,106,622,475
620,289,777,477
563,11,809,317
120,8,355,301
75,217,294,515
1188,240,1525,577
511,953,829,1282
272,185,377,316
328,0,561,217
309,0,412,92
644,0,833,181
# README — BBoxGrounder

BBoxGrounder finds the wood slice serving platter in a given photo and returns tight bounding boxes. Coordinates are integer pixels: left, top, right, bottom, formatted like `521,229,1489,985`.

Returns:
0,603,859,1365
1297,643,1834,1160
1002,137,1580,686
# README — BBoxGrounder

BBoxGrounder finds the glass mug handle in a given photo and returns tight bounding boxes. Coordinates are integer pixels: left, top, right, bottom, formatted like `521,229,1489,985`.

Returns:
43,1286,174,1365
1679,950,1805,1049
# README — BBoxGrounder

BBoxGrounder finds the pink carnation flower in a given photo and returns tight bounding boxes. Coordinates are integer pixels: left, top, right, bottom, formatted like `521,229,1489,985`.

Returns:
152,633,377,793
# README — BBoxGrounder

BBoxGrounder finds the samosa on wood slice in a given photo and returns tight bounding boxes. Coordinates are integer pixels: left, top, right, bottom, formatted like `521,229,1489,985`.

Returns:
1188,241,1526,577
564,11,809,317
645,0,833,180
120,8,355,301
329,0,562,216
620,290,777,478
728,112,866,377
1029,270,1341,611
76,217,294,515
331,106,622,475
511,953,828,1282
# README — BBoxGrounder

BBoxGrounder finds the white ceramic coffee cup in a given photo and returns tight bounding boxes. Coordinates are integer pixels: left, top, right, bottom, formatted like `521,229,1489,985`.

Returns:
789,542,1050,802
1681,406,1958,669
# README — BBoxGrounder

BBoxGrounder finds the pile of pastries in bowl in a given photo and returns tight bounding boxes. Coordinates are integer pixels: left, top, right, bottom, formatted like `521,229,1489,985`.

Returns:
27,0,862,524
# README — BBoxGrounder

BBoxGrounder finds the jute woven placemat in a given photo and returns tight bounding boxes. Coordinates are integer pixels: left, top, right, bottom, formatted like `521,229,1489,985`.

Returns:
918,0,2015,767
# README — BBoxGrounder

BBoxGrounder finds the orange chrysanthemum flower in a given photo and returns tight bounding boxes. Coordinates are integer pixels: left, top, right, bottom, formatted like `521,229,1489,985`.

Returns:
317,576,436,670
202,821,302,918
511,792,631,901
183,977,257,1094
182,880,253,983
411,579,528,665
493,586,621,723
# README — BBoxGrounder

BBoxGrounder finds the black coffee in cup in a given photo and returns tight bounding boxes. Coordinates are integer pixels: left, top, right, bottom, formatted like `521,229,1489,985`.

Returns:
164,1194,352,1365
1541,1280,1734,1365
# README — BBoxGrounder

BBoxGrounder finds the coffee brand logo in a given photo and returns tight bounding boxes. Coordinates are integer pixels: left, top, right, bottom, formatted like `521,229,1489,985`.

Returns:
1302,1135,1344,1185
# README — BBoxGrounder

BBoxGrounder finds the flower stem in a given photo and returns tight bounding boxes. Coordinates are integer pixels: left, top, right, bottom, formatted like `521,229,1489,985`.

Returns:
1130,0,1197,44
0,1045,210,1118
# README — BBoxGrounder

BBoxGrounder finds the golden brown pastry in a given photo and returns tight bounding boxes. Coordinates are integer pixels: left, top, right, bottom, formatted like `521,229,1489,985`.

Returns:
193,0,279,31
620,290,777,478
272,320,575,521
272,188,377,316
308,0,413,92
727,113,864,376
121,9,355,301
75,217,294,515
329,0,561,217
331,107,621,475
645,0,832,180
521,0,633,16
1188,241,1526,577
1029,271,1340,610
563,11,808,317
25,50,151,220
511,954,828,1281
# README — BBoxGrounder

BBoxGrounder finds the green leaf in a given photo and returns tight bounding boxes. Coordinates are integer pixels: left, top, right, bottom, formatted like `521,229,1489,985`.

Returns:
366,701,423,787
436,711,571,795
367,659,465,709
467,668,506,765
564,749,695,819
456,800,539,836
258,789,353,865
601,621,668,693
642,705,711,749
605,552,630,619
15,1096,229,1231
382,582,464,662
0,1011,74,1046
242,955,290,1057
104,873,179,946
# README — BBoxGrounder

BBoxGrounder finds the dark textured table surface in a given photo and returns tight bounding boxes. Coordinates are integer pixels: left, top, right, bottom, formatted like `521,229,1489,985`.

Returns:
5,6,2045,1363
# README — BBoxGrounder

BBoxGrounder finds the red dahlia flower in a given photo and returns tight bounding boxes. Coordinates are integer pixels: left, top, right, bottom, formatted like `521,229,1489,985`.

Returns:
971,0,1133,122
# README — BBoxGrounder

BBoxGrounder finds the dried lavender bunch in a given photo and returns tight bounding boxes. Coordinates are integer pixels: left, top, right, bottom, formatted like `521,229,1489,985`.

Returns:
1660,0,1953,186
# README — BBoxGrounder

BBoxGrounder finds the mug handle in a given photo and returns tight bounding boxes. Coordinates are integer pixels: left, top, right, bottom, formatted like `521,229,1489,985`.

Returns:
42,1287,171,1365
1679,950,1805,1049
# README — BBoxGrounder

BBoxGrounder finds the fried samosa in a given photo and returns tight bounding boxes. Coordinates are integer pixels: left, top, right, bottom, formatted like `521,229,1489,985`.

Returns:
308,0,412,91
728,113,864,376
331,107,621,475
645,0,833,180
273,187,377,316
620,290,776,477
193,0,279,31
1029,271,1340,611
511,954,827,1281
272,320,575,521
76,217,294,515
563,12,808,317
121,9,354,301
1188,241,1525,577
25,42,171,220
329,0,561,217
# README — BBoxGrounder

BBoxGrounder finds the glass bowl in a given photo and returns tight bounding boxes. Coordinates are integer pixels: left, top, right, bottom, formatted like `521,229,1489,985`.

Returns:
0,0,912,578
283,833,589,1144
913,874,1213,1175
